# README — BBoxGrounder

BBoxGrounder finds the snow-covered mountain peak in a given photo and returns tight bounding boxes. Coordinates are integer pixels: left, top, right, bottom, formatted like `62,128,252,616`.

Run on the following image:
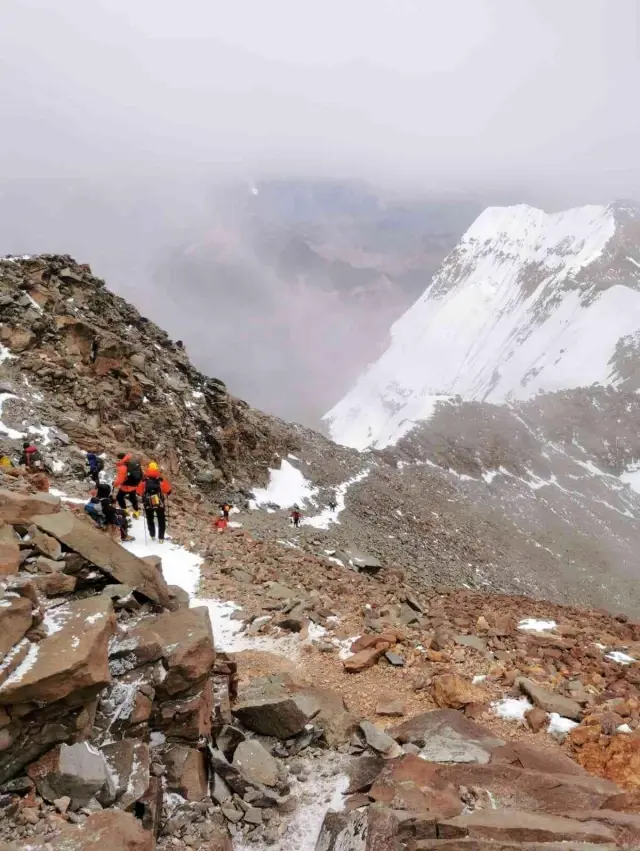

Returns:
324,201,640,450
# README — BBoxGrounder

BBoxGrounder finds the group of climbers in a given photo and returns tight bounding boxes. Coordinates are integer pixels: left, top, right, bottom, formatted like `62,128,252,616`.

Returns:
83,451,172,544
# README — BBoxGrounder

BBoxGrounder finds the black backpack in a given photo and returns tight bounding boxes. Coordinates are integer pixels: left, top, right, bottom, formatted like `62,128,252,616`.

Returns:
143,476,164,508
125,459,143,485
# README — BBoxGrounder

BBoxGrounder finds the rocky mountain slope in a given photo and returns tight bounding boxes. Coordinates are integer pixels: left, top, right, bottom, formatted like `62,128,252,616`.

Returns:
1,253,640,849
326,201,640,450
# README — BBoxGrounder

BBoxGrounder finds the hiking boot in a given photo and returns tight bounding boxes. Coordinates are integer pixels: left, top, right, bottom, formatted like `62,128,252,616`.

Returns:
149,537,156,542
158,539,165,545
122,535,135,542
132,511,141,519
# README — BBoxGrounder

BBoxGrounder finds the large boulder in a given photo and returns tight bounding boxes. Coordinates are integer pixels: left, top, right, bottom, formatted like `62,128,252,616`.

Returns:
28,741,112,810
32,511,171,606
386,709,504,764
149,606,215,695
232,694,312,739
0,594,33,661
436,761,620,813
369,755,463,819
5,809,154,850
439,808,615,844
0,489,60,525
0,595,114,705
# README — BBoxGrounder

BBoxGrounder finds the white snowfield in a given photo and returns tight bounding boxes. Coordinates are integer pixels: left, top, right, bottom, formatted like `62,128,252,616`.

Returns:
325,202,640,450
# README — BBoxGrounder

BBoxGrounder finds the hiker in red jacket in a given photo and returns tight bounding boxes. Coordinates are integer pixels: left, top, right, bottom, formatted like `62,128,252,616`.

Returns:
290,505,302,528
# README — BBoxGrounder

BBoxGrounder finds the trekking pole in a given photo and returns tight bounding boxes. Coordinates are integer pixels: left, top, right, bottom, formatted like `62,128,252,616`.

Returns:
143,510,147,546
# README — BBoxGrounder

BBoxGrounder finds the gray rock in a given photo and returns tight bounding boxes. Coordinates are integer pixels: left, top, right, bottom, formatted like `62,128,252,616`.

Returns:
384,651,405,667
454,634,488,653
222,804,243,823
518,678,582,720
35,742,111,810
387,709,504,764
359,721,402,758
233,695,312,739
233,740,279,788
243,807,263,825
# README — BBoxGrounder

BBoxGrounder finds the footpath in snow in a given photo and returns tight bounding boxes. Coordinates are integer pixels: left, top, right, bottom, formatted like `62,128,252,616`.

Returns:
123,514,348,851
249,457,369,529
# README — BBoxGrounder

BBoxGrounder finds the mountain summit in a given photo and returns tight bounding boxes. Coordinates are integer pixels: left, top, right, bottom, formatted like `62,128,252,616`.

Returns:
325,201,640,449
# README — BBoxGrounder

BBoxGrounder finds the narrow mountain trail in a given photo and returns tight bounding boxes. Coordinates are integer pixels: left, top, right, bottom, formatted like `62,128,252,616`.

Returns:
123,513,350,851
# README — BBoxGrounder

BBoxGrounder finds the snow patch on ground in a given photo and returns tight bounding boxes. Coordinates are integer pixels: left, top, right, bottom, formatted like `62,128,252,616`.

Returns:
518,618,557,632
235,760,348,851
123,516,202,598
48,488,86,505
491,696,532,723
251,460,318,509
548,713,579,738
305,468,370,529
606,650,636,665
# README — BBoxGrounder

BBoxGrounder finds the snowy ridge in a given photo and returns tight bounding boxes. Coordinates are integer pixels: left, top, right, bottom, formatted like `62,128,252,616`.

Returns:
325,202,640,449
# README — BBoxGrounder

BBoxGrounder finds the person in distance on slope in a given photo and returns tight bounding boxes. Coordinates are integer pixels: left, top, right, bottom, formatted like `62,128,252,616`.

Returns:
114,452,143,516
19,441,43,470
220,501,232,522
328,495,338,512
136,461,172,543
86,451,105,486
290,504,302,528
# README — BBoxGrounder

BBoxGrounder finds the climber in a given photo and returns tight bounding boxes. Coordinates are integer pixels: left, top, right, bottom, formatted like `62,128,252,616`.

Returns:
328,496,338,512
19,442,43,470
220,501,232,521
85,482,134,541
136,461,172,543
86,451,104,486
214,514,228,532
290,504,302,528
114,452,143,516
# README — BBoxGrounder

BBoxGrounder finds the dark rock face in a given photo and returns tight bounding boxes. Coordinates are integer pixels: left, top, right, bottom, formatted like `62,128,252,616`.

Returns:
0,254,297,495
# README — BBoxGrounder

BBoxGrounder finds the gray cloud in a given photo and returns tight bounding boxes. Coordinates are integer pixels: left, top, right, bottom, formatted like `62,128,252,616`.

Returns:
0,0,638,194
0,1,638,425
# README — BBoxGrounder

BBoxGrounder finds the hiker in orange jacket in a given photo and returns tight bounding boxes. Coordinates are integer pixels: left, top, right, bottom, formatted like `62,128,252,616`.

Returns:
114,453,143,515
136,461,172,543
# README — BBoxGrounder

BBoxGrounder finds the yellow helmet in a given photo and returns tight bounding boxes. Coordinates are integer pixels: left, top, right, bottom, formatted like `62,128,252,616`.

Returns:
147,461,159,472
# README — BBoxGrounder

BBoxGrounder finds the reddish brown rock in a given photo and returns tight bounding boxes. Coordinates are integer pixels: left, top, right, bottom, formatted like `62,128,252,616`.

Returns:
490,742,587,777
13,809,153,850
0,595,33,661
33,572,76,596
343,646,386,673
0,489,60,525
575,732,640,789
150,606,215,695
32,511,171,606
369,755,463,818
525,706,549,733
432,674,488,710
0,538,20,576
0,595,114,705
436,762,620,813
439,808,614,844
164,745,209,801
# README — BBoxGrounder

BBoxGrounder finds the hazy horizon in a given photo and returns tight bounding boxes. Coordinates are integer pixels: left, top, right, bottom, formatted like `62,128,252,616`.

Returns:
0,0,638,423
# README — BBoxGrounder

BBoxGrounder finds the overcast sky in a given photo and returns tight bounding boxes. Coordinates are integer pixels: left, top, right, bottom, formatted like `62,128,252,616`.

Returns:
1,0,638,196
